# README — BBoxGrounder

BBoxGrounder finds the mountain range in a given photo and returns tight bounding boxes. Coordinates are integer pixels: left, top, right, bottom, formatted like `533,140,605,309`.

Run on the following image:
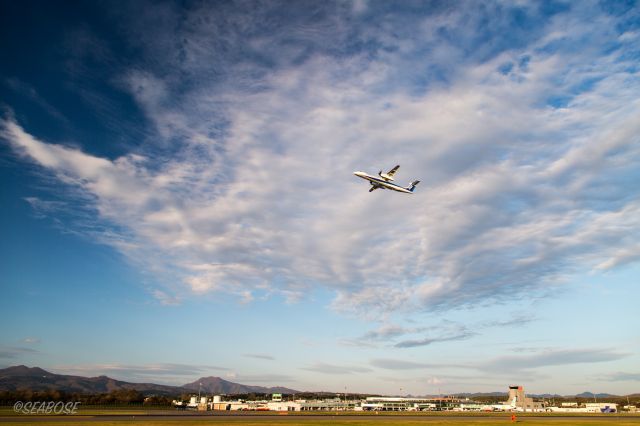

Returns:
0,365,298,395
183,376,297,394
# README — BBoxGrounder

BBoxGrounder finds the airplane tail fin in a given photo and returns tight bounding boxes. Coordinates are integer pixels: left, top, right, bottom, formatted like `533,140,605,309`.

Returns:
407,180,420,192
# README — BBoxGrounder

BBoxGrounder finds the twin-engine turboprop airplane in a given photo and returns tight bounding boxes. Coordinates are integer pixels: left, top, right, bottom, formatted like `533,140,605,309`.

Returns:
354,165,420,193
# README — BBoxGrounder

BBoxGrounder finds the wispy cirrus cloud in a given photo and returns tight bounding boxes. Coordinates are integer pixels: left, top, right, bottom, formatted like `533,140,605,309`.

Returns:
480,348,629,374
1,1,639,319
243,353,275,361
0,346,39,360
51,363,229,384
302,362,372,375
370,347,629,378
362,324,418,341
394,329,476,349
480,315,537,329
3,78,70,124
151,289,181,306
370,359,442,371
595,372,640,382
23,197,68,220
352,321,476,349
345,317,520,349
231,373,295,384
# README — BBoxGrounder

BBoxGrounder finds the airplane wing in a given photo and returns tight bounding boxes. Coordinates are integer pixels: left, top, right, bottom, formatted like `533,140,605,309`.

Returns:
369,186,378,192
386,165,400,177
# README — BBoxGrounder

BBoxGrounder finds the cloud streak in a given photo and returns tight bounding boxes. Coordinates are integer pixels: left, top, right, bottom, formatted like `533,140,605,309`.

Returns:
50,363,229,384
302,362,372,375
243,353,275,361
597,372,640,382
370,359,443,371
394,330,476,349
371,347,629,376
346,319,511,349
232,373,295,383
480,348,629,373
0,346,39,360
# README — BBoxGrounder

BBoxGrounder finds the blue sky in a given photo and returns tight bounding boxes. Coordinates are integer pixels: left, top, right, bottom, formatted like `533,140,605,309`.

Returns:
1,0,639,395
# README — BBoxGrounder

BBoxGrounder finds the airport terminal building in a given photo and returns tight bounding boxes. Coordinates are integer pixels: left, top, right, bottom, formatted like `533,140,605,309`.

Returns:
177,385,620,413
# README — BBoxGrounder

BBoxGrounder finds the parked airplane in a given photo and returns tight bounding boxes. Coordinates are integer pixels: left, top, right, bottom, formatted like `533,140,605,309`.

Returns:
482,396,518,412
354,165,420,193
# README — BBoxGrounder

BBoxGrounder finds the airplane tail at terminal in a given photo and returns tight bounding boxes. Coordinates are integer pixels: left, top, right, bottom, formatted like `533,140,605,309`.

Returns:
407,180,420,192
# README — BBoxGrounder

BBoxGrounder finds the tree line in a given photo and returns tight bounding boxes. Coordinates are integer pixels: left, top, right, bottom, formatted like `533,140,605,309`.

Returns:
0,389,174,406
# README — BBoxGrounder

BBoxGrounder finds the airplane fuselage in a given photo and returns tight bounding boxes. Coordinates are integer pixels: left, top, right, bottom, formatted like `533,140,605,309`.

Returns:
353,171,414,193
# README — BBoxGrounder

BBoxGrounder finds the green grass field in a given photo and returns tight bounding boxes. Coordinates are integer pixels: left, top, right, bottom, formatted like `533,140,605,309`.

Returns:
2,411,640,426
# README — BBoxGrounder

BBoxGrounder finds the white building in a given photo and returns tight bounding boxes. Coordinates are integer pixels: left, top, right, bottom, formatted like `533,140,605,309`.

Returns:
585,403,617,413
547,402,618,413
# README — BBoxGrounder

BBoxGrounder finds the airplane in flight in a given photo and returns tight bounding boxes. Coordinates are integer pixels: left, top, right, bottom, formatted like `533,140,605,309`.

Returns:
354,165,420,193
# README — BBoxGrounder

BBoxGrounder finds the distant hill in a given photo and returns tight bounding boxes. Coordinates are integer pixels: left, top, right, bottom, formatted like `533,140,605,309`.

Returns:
183,376,299,394
0,365,182,395
575,391,619,399
528,393,563,398
0,366,297,396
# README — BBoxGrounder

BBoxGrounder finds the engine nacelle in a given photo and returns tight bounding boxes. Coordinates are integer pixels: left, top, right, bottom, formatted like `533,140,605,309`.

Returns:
379,171,394,181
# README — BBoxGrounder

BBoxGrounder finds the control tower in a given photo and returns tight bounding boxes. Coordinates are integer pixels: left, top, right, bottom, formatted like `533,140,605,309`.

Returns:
507,385,536,411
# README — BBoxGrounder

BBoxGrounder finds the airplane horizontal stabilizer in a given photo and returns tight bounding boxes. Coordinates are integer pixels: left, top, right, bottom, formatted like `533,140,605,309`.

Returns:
407,180,420,192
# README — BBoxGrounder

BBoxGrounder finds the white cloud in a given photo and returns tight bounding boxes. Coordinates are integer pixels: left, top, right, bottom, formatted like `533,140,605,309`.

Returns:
152,289,181,306
2,1,639,319
426,376,444,386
